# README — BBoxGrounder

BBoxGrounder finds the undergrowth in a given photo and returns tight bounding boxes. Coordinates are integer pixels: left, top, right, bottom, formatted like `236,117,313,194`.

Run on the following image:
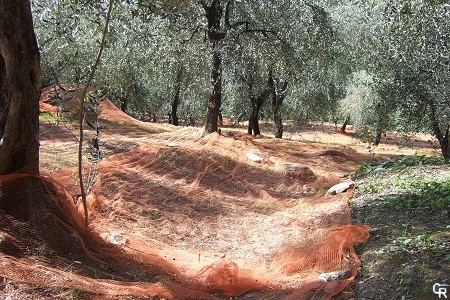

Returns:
387,176,450,211
350,154,450,299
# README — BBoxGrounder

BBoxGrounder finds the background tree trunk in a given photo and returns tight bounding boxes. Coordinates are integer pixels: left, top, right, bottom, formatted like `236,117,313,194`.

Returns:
374,130,382,146
171,69,182,126
273,111,283,138
120,98,128,112
204,43,222,134
340,115,350,132
0,0,41,175
428,96,450,159
269,70,287,139
247,95,264,136
171,86,180,126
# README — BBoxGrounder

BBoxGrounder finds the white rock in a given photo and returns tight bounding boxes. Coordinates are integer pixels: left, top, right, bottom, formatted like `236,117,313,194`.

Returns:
327,181,355,195
166,142,179,147
374,167,385,173
318,269,352,282
247,152,264,162
105,233,127,245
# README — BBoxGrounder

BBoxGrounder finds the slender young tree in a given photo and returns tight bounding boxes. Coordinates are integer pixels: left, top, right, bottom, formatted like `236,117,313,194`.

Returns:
0,0,41,175
78,0,114,227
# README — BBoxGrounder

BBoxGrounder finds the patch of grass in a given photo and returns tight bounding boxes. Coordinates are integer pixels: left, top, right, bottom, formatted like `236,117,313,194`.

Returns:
383,229,450,260
67,289,91,300
390,154,448,169
356,162,371,174
389,177,450,211
39,112,58,121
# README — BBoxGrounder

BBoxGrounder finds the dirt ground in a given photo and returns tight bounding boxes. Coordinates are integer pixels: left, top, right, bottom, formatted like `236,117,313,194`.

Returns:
1,91,445,299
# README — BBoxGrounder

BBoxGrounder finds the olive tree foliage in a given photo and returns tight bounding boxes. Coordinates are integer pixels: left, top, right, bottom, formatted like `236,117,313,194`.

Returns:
333,1,449,154
95,3,210,122
32,0,101,85
32,0,208,122
386,1,450,157
33,0,346,135
339,70,384,142
221,0,344,136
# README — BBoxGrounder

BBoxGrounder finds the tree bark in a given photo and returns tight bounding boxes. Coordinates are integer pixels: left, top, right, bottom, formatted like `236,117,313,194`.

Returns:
170,68,182,126
428,95,450,159
269,70,287,139
340,115,350,132
374,130,382,146
205,40,222,134
171,86,180,126
0,0,41,175
218,111,223,126
247,96,264,136
203,0,228,134
120,98,128,113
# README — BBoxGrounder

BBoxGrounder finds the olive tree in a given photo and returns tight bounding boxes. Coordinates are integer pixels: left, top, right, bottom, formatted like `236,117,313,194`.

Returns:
333,1,449,153
0,0,41,175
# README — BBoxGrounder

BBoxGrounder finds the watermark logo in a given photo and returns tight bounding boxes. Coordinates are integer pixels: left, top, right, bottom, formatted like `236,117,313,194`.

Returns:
433,283,449,298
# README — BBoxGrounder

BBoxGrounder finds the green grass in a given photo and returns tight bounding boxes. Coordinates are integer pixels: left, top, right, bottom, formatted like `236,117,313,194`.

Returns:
39,112,58,121
389,176,450,211
385,228,450,258
390,154,448,169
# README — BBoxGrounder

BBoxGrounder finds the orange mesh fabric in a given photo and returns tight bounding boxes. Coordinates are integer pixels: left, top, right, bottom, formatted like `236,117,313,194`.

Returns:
7,85,371,299
0,172,369,299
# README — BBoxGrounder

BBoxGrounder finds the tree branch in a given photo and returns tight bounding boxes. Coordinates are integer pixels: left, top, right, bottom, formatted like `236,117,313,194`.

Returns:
78,0,114,227
231,21,287,44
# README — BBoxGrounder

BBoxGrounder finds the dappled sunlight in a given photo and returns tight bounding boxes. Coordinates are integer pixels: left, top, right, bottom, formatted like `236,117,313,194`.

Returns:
26,92,448,298
9,94,375,298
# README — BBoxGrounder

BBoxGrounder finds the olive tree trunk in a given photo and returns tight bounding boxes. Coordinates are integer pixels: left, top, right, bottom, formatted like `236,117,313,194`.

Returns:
170,68,183,126
428,96,450,159
340,115,350,132
0,0,41,175
203,0,228,134
204,37,223,134
247,95,264,136
120,98,128,113
269,70,288,139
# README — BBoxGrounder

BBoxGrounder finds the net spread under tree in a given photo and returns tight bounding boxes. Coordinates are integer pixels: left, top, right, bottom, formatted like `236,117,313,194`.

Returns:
2,88,372,298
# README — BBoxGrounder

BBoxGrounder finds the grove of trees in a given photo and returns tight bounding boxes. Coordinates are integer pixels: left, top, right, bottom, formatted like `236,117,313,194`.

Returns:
1,0,449,176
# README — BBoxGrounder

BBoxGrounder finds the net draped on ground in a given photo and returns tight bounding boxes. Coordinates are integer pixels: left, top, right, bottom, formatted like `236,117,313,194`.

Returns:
0,87,370,299
0,159,369,299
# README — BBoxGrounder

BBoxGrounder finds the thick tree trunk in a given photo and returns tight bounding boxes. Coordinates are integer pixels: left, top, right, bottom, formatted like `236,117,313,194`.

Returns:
428,96,450,159
269,70,287,139
437,126,450,159
203,0,227,134
0,0,41,175
247,95,265,136
273,110,283,139
205,44,222,134
340,115,350,132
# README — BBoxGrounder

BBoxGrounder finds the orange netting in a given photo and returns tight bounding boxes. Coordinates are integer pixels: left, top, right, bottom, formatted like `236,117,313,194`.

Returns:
0,86,370,299
0,166,368,299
